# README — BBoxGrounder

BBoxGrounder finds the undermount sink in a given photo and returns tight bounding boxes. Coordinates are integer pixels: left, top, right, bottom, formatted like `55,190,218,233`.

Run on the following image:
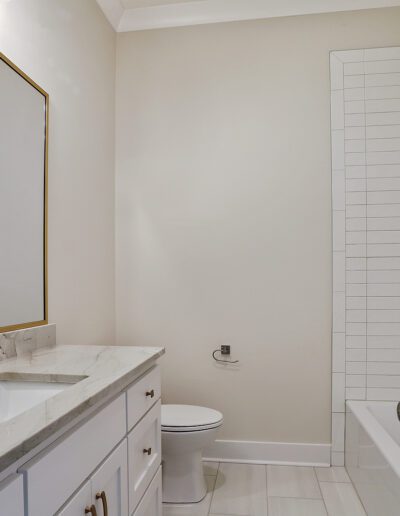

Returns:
0,373,87,423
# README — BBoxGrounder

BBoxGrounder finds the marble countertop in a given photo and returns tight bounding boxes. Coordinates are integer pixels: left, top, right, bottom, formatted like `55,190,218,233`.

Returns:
0,344,164,472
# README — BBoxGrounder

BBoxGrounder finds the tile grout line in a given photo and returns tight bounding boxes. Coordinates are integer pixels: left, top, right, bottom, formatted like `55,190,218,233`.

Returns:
207,461,220,516
338,55,347,467
365,51,369,401
314,467,330,516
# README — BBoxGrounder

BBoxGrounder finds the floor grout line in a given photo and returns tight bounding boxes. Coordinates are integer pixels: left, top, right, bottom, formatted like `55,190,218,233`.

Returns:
313,466,330,515
207,462,220,516
315,471,332,516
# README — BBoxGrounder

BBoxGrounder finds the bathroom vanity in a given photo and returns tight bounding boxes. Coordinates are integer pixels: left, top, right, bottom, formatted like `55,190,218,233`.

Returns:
0,41,167,516
0,332,164,516
0,51,166,516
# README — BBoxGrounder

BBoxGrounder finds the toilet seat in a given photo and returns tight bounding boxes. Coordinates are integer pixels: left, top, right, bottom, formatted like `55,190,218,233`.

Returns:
161,404,223,432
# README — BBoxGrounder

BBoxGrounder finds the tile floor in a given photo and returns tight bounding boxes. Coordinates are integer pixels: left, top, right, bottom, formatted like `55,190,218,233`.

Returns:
163,462,367,516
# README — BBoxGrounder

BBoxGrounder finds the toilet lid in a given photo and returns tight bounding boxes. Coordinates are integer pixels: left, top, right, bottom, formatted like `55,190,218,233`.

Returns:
161,405,223,432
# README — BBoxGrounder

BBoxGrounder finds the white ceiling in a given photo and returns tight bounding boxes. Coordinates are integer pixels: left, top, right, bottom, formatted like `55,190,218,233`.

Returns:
96,0,400,32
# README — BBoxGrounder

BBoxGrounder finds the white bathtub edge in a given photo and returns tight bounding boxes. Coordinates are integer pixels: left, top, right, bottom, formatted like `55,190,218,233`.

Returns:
346,400,400,479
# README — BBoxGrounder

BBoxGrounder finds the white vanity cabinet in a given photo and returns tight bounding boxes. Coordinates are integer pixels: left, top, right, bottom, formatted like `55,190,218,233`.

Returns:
128,401,161,513
132,467,162,516
91,439,128,516
13,364,162,516
58,482,92,516
21,394,126,515
0,475,24,516
127,365,161,429
59,440,128,516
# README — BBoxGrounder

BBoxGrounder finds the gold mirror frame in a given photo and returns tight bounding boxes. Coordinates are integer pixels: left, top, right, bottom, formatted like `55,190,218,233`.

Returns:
0,53,48,333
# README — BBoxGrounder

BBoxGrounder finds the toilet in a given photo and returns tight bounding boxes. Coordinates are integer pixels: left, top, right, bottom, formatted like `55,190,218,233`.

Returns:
161,404,223,504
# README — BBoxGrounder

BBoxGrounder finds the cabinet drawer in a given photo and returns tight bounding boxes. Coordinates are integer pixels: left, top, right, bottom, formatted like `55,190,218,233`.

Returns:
128,401,161,514
21,394,126,516
132,467,162,516
127,365,161,431
0,475,24,516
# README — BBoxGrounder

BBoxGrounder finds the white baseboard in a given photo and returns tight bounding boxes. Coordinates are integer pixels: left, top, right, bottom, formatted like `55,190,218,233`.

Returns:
203,439,331,467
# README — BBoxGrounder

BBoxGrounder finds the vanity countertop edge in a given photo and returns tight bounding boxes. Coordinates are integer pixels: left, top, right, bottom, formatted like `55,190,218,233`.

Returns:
0,344,165,473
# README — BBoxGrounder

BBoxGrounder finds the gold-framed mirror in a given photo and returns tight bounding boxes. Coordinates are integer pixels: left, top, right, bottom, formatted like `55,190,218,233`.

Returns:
0,53,48,332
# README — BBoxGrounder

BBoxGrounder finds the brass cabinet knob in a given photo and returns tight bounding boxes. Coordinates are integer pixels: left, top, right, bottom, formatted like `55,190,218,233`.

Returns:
146,389,155,398
85,506,98,516
96,491,108,516
143,447,152,455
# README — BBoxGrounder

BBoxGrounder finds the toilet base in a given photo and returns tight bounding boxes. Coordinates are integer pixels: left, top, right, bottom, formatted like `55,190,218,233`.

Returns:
161,422,222,504
162,450,207,504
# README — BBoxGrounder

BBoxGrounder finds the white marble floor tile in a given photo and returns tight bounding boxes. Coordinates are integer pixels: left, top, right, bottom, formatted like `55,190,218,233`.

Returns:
267,466,321,499
315,467,350,483
203,461,219,477
163,476,215,516
209,462,268,515
319,482,366,516
268,497,328,516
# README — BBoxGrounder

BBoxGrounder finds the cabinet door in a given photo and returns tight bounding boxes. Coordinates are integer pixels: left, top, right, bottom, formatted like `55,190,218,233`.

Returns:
0,475,24,516
91,439,128,516
132,467,162,516
57,481,91,516
21,394,126,516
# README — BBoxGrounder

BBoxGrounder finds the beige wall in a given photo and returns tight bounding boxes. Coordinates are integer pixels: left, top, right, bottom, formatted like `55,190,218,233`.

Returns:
116,8,400,444
0,1,116,345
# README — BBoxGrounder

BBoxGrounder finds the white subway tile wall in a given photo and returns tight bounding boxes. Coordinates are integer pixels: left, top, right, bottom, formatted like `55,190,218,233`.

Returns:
331,46,400,466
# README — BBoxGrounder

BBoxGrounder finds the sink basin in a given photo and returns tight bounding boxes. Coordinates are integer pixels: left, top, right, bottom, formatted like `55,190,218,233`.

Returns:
0,373,86,423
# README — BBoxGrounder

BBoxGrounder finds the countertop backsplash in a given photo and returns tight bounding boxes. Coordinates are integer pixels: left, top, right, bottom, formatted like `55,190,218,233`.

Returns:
0,324,56,361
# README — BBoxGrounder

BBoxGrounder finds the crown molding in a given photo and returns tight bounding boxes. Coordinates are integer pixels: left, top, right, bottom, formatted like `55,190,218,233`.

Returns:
96,0,400,32
96,0,125,30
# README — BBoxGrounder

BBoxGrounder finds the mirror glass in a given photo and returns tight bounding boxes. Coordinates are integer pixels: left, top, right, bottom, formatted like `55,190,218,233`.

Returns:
0,54,48,331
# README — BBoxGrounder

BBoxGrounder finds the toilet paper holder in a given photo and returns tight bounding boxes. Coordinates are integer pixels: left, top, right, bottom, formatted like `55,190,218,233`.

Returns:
212,345,239,364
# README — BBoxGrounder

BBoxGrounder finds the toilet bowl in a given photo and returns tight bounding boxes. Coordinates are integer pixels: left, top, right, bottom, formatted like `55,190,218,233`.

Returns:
161,404,223,504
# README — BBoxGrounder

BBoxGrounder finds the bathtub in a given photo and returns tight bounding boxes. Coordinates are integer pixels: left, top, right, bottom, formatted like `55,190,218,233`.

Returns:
346,400,400,516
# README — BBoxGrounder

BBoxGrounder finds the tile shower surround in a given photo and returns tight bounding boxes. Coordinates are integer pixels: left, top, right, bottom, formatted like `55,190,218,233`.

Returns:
331,46,400,466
